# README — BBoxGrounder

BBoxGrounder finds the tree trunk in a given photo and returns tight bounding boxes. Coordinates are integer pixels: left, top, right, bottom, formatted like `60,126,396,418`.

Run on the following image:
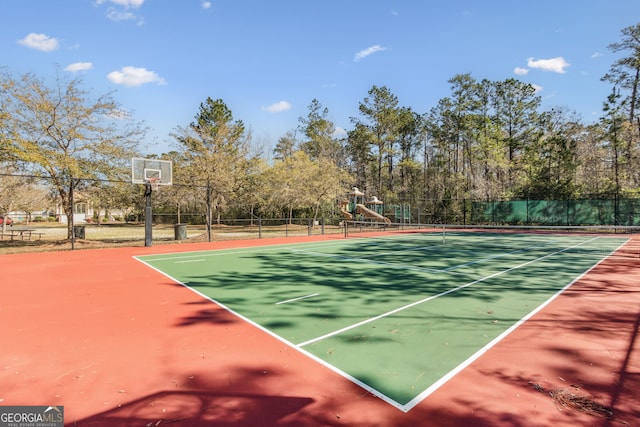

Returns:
628,68,640,159
66,204,74,240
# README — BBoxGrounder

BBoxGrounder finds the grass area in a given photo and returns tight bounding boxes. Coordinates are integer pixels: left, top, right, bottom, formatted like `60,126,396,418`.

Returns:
0,222,344,254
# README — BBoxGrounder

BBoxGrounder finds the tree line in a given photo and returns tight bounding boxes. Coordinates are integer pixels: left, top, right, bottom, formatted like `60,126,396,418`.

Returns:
2,23,640,239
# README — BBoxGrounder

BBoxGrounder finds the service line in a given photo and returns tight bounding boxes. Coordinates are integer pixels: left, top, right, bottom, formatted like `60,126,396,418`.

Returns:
276,293,320,305
296,237,599,348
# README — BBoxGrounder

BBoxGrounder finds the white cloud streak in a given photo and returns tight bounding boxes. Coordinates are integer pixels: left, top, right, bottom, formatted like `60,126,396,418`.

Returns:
514,66,529,75
107,66,166,87
262,101,291,113
96,0,144,8
106,9,138,21
18,33,59,52
527,56,570,73
65,62,94,72
354,45,386,62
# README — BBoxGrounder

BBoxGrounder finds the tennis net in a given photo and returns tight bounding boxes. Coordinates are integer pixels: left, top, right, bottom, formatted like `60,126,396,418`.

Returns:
343,221,640,258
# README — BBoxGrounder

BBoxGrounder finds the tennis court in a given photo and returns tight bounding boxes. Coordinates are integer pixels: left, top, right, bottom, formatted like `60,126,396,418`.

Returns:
136,225,634,412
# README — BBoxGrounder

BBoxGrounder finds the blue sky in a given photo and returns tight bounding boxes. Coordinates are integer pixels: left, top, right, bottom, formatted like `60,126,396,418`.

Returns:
2,1,640,156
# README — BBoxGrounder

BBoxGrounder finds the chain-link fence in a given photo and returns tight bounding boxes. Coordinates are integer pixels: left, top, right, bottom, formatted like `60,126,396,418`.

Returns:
3,172,640,250
387,197,640,226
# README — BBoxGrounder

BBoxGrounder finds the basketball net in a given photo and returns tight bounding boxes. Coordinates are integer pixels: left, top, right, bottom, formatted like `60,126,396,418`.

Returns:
147,177,160,193
144,178,160,197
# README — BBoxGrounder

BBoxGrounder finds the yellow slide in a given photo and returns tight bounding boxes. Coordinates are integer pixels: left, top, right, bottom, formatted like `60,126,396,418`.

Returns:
355,204,391,223
340,202,353,219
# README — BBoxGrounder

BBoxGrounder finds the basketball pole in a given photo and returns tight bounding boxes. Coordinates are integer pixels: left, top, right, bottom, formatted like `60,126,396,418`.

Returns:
144,180,153,247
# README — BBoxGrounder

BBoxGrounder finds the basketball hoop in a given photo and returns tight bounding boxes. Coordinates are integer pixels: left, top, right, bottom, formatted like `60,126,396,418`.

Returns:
144,177,160,197
147,177,160,192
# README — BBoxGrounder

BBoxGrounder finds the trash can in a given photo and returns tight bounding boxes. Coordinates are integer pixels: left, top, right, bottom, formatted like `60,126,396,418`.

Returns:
174,223,187,240
73,225,85,239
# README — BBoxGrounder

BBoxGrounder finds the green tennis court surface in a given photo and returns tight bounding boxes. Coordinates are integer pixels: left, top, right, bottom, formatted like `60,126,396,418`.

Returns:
136,230,630,411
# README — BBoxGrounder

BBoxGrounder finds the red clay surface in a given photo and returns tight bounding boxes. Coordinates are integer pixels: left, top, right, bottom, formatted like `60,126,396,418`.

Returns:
1,234,639,426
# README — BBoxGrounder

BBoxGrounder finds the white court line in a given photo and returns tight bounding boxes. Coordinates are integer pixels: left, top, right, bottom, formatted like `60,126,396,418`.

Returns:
357,243,446,259
288,248,461,275
137,238,360,263
296,237,599,348
174,259,205,263
140,246,283,262
289,239,555,275
440,241,553,272
276,293,320,305
355,235,534,260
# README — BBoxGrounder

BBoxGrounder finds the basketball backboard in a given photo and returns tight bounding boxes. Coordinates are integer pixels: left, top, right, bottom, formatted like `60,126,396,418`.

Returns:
132,157,173,185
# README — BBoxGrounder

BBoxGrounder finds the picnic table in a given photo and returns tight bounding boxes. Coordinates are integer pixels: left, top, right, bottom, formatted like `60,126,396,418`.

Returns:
0,228,45,241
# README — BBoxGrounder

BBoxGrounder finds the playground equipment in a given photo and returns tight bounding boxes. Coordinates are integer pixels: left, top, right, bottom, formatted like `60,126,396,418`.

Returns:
340,187,391,223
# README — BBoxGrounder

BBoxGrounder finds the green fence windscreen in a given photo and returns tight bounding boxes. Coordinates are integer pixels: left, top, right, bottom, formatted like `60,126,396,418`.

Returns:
469,199,640,226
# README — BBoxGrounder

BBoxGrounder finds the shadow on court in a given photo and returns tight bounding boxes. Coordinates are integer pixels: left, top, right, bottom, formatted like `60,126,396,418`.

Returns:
2,235,639,426
71,390,314,426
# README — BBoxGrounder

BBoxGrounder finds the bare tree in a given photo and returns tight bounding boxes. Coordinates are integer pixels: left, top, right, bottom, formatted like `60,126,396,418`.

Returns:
1,70,143,239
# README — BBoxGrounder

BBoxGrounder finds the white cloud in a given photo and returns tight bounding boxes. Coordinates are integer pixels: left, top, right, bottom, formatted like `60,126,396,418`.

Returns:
201,1,212,9
514,66,529,75
106,108,130,120
527,56,570,73
591,51,602,59
18,33,59,52
65,62,94,72
107,66,166,87
96,0,144,8
333,127,347,138
354,45,387,62
531,84,543,93
96,0,144,23
262,101,291,113
106,9,137,21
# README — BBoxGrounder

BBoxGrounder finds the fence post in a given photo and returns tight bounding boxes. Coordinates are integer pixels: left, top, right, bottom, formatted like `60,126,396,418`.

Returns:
70,177,75,250
463,199,467,225
492,200,496,224
206,182,212,242
258,217,262,238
